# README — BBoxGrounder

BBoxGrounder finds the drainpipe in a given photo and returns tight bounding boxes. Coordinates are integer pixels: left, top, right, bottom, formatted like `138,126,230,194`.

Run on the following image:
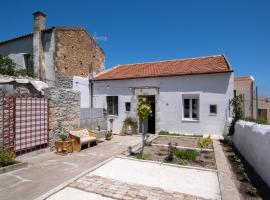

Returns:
90,79,94,108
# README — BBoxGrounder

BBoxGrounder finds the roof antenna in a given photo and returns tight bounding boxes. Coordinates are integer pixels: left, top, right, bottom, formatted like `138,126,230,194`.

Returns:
93,32,107,42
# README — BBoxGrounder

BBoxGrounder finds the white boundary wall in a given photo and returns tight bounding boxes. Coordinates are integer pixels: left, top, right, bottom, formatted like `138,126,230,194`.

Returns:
233,120,270,187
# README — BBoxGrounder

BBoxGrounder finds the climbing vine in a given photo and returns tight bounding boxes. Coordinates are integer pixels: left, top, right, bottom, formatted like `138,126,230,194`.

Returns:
228,95,244,136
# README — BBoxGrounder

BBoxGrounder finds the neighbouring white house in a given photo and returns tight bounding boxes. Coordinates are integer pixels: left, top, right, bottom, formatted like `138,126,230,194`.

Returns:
92,54,234,135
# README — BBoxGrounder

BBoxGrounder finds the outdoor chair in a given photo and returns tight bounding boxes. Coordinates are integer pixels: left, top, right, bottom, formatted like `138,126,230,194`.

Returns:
69,128,97,151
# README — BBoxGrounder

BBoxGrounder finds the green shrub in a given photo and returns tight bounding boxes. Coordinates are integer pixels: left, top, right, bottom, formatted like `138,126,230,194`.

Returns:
159,130,170,135
246,186,258,197
244,117,269,125
0,150,15,167
175,149,199,161
197,136,212,160
58,134,69,141
0,55,34,77
123,117,138,130
228,95,244,136
159,130,202,137
197,136,212,149
136,154,151,160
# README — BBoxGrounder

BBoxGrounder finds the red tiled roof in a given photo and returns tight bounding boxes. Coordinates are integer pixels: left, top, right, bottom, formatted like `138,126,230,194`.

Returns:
234,76,254,81
94,55,233,81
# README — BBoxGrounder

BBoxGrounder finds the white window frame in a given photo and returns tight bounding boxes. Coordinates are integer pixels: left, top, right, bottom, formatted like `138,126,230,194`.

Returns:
182,94,200,121
106,96,118,116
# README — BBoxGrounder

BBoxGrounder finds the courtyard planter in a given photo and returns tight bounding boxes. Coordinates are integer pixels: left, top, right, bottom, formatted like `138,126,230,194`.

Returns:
105,131,112,140
54,134,74,154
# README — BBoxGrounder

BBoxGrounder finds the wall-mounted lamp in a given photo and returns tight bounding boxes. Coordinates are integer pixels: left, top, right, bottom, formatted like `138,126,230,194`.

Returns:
106,85,110,89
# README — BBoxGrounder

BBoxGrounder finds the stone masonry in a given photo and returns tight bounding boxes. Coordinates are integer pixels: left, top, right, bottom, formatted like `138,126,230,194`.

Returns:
55,73,73,89
44,87,80,145
70,175,207,200
54,27,105,77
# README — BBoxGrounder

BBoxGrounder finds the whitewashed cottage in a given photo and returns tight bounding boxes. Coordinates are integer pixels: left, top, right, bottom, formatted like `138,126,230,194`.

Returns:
92,55,234,136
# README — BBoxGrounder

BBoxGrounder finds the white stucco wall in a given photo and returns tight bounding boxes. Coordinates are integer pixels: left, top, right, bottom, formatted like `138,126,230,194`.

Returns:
233,120,270,187
0,32,56,86
94,72,234,135
44,32,56,86
73,76,90,108
0,36,33,69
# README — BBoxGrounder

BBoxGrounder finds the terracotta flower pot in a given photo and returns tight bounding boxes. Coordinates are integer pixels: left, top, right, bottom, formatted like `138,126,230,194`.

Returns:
55,139,74,153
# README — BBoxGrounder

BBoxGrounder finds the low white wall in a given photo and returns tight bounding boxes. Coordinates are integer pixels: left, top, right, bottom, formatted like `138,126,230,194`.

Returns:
233,120,270,187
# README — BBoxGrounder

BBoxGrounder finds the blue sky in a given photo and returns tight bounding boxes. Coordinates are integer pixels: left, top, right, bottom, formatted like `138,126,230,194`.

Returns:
0,0,269,95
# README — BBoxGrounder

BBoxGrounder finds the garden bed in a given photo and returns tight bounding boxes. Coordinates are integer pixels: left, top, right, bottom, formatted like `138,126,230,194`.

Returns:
153,135,213,149
131,145,216,170
221,140,270,200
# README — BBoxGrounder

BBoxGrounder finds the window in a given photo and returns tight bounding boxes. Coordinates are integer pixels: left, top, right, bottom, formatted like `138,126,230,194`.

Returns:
24,54,33,72
183,96,199,120
106,96,118,115
210,105,217,115
125,102,131,111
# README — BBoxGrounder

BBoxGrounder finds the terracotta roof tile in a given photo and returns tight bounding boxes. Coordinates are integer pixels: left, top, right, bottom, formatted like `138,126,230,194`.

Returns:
94,55,233,81
234,76,254,81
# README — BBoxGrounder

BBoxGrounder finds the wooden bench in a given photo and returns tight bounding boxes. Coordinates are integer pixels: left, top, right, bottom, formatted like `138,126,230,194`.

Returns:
69,128,97,152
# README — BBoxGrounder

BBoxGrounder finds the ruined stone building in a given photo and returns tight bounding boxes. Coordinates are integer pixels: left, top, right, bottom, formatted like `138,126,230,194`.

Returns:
0,11,105,87
0,11,105,142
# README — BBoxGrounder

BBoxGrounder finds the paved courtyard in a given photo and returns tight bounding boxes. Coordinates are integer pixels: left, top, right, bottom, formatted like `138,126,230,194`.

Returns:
47,157,221,200
0,135,141,200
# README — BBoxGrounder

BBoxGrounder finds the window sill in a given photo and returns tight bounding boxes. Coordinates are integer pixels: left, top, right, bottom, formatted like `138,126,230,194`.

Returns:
209,113,217,116
182,119,200,123
107,115,118,118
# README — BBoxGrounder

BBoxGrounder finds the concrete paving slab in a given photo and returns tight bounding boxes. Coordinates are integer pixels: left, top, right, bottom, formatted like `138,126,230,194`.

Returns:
90,157,221,200
0,135,141,200
47,187,113,200
213,140,241,200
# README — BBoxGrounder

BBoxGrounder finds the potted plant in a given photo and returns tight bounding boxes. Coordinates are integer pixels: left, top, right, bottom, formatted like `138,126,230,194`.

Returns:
105,131,112,140
123,117,138,135
54,133,73,153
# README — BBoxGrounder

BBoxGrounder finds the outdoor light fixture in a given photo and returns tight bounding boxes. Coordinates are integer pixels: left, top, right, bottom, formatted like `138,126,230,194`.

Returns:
106,85,110,89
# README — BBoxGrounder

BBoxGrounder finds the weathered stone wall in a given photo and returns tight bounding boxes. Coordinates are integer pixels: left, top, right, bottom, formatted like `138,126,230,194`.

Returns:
44,87,80,146
55,73,73,89
54,27,105,77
